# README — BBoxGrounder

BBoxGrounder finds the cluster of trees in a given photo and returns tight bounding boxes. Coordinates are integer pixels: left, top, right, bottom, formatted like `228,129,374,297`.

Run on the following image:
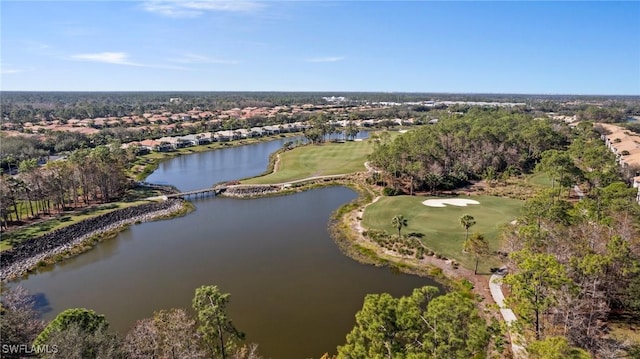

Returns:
302,115,360,143
577,105,627,123
1,91,360,125
0,145,132,227
369,108,567,194
367,113,639,356
0,285,261,359
336,286,492,358
501,126,640,357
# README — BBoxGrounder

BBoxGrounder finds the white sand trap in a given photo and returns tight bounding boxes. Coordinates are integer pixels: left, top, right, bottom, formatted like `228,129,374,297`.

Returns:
399,130,409,133
422,198,480,207
354,138,363,141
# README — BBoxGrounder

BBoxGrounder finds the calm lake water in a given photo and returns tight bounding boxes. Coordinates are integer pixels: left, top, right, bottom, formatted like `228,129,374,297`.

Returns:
15,134,440,359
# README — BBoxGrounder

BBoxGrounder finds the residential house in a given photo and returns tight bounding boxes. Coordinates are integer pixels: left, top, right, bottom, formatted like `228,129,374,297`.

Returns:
214,131,232,142
250,127,265,137
177,135,203,146
262,125,281,135
598,123,640,204
139,139,173,152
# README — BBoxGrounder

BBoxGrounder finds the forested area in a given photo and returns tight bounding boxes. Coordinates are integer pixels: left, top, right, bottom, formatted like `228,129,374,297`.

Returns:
0,145,132,228
369,108,568,193
336,286,493,359
501,125,640,357
3,91,637,125
1,92,329,123
368,109,640,357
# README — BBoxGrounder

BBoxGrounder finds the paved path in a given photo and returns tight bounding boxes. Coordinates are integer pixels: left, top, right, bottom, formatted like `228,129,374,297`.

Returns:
490,272,528,358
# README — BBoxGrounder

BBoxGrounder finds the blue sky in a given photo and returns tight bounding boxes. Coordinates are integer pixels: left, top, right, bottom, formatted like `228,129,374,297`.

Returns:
1,1,639,94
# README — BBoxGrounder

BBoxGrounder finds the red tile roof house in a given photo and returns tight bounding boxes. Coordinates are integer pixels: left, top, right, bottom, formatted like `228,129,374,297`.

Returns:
139,139,173,152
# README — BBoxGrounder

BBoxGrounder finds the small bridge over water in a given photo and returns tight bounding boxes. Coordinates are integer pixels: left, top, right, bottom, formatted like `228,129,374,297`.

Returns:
149,173,353,200
165,187,222,199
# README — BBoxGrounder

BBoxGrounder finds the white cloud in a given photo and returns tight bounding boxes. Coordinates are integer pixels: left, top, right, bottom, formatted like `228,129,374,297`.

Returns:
1,68,23,75
70,52,190,71
306,56,345,63
71,52,141,66
171,53,239,65
142,1,265,18
0,62,34,75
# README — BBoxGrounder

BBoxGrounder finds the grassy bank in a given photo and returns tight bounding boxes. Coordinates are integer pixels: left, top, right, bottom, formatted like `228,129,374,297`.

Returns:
327,183,458,288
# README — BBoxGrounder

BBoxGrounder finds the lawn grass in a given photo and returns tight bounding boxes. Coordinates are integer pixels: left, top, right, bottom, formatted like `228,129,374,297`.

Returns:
242,140,374,184
362,195,523,272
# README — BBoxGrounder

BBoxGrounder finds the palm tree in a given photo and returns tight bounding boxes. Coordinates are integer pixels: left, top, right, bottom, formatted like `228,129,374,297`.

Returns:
391,215,408,238
460,214,476,241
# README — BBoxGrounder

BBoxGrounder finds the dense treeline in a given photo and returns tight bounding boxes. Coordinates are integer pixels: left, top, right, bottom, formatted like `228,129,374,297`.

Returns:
369,108,567,193
4,91,637,124
1,91,337,123
336,286,493,359
367,109,640,356
0,145,131,228
502,125,640,357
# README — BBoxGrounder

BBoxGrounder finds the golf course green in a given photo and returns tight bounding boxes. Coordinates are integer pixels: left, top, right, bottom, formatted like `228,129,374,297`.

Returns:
362,195,523,271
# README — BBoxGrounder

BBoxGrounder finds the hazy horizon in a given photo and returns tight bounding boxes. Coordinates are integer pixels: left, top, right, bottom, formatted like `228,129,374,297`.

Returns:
2,1,638,95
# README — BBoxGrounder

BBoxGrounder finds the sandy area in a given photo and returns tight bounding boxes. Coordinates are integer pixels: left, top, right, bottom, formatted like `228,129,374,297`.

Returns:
422,198,480,207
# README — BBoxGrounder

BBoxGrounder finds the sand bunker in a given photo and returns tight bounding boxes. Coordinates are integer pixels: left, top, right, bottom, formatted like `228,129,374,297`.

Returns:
422,198,480,207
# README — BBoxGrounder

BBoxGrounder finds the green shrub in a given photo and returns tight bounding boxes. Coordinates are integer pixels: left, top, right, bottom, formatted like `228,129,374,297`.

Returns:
382,187,402,196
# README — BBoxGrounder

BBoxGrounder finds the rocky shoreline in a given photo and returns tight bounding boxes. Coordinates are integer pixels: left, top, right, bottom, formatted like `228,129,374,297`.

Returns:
0,199,185,282
218,184,284,198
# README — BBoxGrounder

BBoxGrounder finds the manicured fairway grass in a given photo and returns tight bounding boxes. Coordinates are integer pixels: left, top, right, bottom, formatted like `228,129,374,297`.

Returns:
243,140,374,184
362,195,523,272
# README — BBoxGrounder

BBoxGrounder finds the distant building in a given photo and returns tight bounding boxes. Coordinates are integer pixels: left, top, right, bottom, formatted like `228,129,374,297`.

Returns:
598,123,640,204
